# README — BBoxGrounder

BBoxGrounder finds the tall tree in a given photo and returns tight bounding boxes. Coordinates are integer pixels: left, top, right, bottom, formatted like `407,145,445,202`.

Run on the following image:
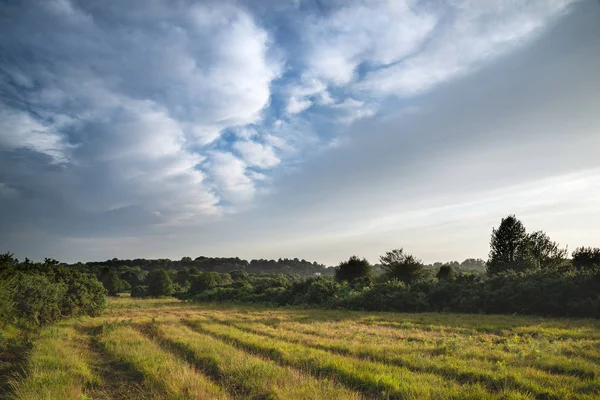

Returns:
525,230,568,272
101,270,123,296
147,269,174,297
379,248,425,283
436,264,456,281
487,215,532,274
335,256,372,283
572,247,600,272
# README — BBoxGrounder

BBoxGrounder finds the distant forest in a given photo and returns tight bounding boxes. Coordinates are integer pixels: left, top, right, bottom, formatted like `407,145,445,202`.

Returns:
2,214,600,330
72,255,486,280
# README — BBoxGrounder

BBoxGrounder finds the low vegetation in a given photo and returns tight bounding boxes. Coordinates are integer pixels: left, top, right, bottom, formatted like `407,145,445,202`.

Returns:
2,214,600,398
3,297,600,399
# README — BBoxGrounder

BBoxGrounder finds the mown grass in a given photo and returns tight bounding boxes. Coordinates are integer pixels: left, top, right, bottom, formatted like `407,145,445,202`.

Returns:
10,323,100,400
148,321,361,399
186,319,513,399
99,322,228,400
7,296,600,400
205,314,600,397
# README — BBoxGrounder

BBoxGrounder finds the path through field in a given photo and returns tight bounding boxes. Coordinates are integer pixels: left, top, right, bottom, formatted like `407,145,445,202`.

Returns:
6,297,600,399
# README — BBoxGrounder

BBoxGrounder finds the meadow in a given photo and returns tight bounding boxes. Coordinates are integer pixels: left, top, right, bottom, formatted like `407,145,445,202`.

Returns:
3,296,600,400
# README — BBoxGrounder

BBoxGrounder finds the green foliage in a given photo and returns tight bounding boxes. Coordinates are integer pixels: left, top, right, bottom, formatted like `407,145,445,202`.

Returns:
101,270,123,296
131,285,149,298
189,272,219,293
436,264,456,281
379,248,425,283
0,254,107,328
335,256,372,283
572,247,600,272
526,230,568,272
0,275,15,327
147,269,174,297
229,270,249,282
487,215,532,274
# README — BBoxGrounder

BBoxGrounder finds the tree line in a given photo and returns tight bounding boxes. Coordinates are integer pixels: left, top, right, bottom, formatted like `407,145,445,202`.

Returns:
0,255,106,329
2,214,600,326
173,215,600,317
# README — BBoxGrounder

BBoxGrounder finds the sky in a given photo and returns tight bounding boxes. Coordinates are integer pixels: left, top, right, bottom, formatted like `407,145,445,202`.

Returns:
1,0,599,265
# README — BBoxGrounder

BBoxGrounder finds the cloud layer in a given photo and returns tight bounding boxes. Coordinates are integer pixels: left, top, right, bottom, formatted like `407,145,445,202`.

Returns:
1,0,597,263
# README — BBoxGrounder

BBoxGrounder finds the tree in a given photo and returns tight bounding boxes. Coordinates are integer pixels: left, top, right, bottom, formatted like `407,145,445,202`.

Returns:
175,269,190,286
101,270,123,296
146,269,174,297
525,231,568,272
379,248,425,284
189,272,219,293
572,247,600,272
436,264,456,281
131,285,149,298
229,270,249,282
486,215,532,275
335,256,373,283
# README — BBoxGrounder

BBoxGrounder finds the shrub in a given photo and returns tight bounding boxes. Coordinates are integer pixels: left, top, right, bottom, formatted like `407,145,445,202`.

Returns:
436,264,456,281
131,285,149,298
335,256,372,283
379,249,425,283
12,273,67,326
147,269,174,297
102,270,123,296
572,247,600,272
189,272,219,294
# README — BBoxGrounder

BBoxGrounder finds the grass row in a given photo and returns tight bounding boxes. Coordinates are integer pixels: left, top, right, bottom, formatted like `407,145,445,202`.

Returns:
98,322,229,400
203,310,600,376
185,319,529,400
10,324,100,400
214,316,600,399
147,321,361,399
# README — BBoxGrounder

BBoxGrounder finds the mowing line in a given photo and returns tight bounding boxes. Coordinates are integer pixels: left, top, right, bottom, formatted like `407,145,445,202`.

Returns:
81,325,151,400
183,319,519,400
139,321,362,400
206,313,599,396
98,322,229,400
200,316,600,400
10,324,101,400
206,312,599,381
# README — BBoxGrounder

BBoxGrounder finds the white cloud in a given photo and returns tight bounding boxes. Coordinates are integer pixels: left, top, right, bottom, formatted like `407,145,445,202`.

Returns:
208,152,256,204
286,96,313,115
0,108,70,163
303,0,437,86
358,0,576,96
233,140,280,169
284,77,329,115
330,97,376,124
0,0,282,222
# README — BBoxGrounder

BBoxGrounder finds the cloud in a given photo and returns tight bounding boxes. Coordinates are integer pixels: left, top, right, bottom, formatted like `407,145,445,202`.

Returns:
284,77,331,115
208,152,256,205
0,0,281,226
0,183,20,200
302,0,437,86
357,0,577,96
233,140,280,169
0,0,594,263
0,108,70,163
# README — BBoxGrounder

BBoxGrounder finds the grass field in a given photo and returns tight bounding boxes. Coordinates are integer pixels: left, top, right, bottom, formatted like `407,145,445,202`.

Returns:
3,296,600,399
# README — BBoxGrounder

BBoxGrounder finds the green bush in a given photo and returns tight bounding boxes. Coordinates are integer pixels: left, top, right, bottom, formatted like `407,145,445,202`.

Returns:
147,269,174,297
12,273,67,326
131,285,149,298
0,254,107,328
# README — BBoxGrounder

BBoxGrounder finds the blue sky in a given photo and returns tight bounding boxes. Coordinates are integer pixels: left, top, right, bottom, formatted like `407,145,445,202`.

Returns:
1,0,599,264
